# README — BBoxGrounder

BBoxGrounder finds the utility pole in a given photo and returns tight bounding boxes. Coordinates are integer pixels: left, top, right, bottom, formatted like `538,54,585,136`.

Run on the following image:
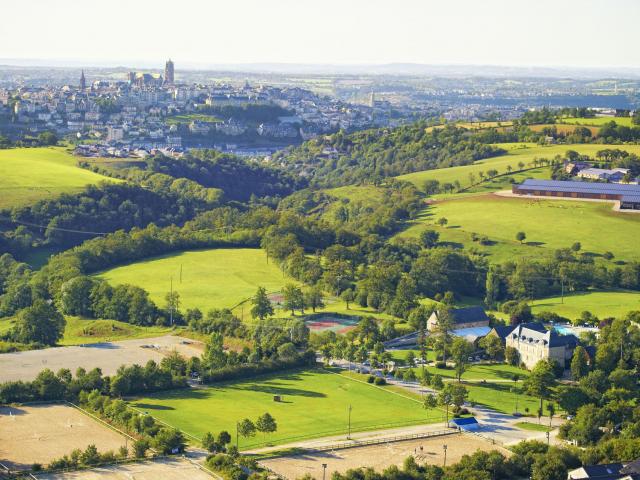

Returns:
170,276,173,326
443,444,448,467
546,431,550,446
322,463,327,480
347,405,352,439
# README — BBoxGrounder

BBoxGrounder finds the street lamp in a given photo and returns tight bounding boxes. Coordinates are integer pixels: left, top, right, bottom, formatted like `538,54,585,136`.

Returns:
546,431,550,445
443,444,448,467
322,463,328,480
347,405,352,439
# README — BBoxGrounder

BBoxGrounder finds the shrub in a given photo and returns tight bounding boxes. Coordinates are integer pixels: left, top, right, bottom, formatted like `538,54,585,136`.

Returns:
367,375,375,383
374,377,387,386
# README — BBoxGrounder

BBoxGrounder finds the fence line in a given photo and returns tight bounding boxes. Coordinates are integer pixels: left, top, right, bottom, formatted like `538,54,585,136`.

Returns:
312,429,457,453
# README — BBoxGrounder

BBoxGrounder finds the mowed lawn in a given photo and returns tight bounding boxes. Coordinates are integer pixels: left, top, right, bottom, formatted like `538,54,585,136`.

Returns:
396,143,640,195
397,194,640,264
96,248,293,312
130,369,441,449
529,290,640,320
0,147,118,209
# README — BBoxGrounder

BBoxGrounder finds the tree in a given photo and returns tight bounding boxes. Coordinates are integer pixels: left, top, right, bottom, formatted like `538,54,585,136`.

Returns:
237,418,256,441
451,337,474,382
202,432,217,452
434,308,453,365
256,413,277,439
80,444,100,465
424,394,437,410
12,299,66,346
304,286,325,312
516,231,526,244
340,288,355,310
505,346,519,366
420,230,440,249
479,335,504,362
164,291,181,324
570,345,590,380
571,242,582,252
154,428,186,454
217,431,232,447
250,286,273,320
437,217,448,227
132,439,149,458
512,373,521,414
282,284,305,315
546,402,556,428
524,360,557,412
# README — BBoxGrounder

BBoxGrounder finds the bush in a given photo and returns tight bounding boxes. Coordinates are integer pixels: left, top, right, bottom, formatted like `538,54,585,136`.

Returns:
435,361,447,369
367,375,375,383
374,377,387,386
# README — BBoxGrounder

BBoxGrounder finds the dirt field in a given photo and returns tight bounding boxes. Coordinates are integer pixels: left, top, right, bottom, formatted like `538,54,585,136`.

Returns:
260,433,510,479
0,336,204,383
0,404,127,471
33,457,215,479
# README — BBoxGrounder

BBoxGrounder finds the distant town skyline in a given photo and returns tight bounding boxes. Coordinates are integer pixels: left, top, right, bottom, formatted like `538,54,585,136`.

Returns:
2,0,639,70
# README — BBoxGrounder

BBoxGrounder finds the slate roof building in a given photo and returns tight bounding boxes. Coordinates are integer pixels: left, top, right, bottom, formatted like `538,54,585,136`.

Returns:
506,323,578,369
427,306,490,332
512,179,640,210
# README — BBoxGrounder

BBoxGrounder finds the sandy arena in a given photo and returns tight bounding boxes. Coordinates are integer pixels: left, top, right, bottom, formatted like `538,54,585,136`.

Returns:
0,336,204,383
0,404,128,471
260,433,510,479
33,457,215,480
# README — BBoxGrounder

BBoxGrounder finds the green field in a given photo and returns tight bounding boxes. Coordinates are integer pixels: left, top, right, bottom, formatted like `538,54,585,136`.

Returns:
529,290,640,320
514,421,551,432
0,147,119,209
560,116,635,127
406,363,527,381
96,248,292,313
59,317,176,346
397,194,640,264
130,368,442,449
396,143,640,196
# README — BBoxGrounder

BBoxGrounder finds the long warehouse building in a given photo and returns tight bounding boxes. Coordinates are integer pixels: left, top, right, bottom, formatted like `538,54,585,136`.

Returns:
512,179,640,210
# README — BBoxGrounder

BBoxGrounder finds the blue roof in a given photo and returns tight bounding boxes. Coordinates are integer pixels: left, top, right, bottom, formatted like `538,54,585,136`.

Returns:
450,417,478,426
517,179,640,196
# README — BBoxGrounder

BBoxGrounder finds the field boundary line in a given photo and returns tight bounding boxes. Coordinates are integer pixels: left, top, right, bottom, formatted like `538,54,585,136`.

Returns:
324,368,424,405
66,401,137,443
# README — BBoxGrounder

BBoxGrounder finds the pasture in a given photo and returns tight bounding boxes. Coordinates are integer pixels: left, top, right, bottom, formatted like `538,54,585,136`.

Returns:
260,433,508,479
396,143,640,196
129,368,442,449
0,147,118,209
0,403,127,471
96,248,291,313
397,194,640,264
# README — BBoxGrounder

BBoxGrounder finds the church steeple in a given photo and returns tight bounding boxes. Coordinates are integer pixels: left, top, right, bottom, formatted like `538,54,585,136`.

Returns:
79,70,86,90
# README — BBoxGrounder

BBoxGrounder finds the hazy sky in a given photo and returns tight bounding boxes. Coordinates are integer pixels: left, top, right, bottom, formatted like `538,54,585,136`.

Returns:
2,0,639,68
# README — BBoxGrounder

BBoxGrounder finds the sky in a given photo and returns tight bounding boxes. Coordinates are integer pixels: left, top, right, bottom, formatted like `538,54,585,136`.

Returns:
1,0,639,69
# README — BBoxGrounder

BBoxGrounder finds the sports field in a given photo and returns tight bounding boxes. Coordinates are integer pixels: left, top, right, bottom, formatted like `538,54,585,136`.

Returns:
397,194,640,263
34,458,214,480
130,369,442,449
96,248,292,312
260,432,508,479
396,143,640,195
0,404,127,471
0,147,118,209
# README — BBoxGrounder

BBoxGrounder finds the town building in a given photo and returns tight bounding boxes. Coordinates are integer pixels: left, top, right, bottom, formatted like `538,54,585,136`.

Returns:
512,179,640,210
568,457,640,479
576,167,630,182
164,59,175,85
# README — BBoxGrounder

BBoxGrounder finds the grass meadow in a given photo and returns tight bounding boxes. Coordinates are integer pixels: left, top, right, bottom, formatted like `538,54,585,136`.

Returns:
129,368,442,449
96,248,292,312
396,194,640,264
0,147,118,209
396,143,640,196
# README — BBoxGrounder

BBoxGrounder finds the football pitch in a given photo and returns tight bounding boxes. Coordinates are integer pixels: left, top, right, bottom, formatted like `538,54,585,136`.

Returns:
129,368,443,449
